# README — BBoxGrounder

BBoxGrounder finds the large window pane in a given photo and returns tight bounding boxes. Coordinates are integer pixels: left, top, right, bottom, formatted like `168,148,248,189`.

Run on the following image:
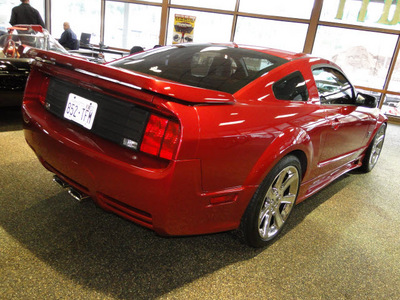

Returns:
321,0,400,30
386,57,400,117
312,26,397,89
171,0,236,11
104,2,161,50
51,0,101,45
0,0,45,30
234,17,308,53
239,0,314,19
167,9,233,45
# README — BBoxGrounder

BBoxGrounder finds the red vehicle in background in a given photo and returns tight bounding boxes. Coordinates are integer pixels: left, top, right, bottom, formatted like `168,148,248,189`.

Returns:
0,25,68,107
22,43,386,247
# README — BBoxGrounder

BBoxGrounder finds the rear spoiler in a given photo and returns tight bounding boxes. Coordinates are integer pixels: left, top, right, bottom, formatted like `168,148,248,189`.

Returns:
22,47,236,104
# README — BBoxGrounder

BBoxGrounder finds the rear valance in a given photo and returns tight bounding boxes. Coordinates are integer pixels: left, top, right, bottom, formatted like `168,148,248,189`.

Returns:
22,47,236,104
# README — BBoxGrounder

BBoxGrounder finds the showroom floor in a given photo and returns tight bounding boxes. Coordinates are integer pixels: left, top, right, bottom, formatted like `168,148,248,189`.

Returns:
1,106,399,299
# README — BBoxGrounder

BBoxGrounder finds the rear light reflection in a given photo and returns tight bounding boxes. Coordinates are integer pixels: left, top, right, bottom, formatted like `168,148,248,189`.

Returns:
140,114,180,160
210,193,238,205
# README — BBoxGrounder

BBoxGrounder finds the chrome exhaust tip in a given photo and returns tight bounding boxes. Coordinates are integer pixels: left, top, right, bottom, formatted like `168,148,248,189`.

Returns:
53,175,89,202
67,187,90,202
53,175,70,188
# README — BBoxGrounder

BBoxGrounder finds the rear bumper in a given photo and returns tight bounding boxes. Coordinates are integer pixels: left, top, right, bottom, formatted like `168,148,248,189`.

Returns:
22,100,255,235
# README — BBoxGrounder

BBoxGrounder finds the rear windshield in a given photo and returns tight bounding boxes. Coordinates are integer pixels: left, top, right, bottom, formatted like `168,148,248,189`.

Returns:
109,44,288,94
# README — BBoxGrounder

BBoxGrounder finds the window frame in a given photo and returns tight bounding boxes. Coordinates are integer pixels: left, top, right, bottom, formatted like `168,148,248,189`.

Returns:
311,65,356,106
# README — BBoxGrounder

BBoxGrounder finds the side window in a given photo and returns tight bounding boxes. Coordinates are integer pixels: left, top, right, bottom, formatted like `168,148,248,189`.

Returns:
312,67,355,105
273,71,309,101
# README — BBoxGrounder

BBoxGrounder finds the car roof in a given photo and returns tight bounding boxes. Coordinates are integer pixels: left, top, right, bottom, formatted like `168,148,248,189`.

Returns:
238,45,308,61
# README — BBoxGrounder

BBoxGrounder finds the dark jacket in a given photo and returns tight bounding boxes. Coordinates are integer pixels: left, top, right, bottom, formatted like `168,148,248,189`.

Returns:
59,28,79,50
10,3,45,28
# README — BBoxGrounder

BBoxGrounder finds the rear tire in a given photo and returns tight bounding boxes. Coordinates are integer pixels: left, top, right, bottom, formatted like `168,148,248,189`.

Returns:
239,155,301,248
360,123,386,173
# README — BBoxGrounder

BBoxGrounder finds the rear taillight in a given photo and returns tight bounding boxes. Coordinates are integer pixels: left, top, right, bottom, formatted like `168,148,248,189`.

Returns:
140,114,180,160
159,121,180,160
24,68,50,105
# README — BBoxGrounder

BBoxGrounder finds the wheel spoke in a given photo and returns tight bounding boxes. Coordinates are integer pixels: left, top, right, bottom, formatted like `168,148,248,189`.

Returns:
274,171,286,190
264,187,275,201
371,144,377,154
258,205,269,224
374,147,382,156
259,207,272,238
281,194,296,205
273,206,284,229
375,135,384,145
281,171,298,193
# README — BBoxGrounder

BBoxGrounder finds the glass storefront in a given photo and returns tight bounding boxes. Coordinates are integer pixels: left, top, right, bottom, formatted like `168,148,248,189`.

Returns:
104,2,161,50
318,0,400,119
167,8,233,45
312,26,398,89
235,17,308,53
238,0,314,19
1,0,400,121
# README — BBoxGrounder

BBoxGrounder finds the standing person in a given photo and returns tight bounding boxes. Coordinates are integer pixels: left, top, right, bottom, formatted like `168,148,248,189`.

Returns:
59,22,79,50
9,0,45,28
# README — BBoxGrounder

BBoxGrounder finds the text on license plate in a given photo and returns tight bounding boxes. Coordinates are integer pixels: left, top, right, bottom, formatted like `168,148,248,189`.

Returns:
64,93,98,130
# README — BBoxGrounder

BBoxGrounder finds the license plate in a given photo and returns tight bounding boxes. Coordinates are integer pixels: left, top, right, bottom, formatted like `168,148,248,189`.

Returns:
64,93,98,130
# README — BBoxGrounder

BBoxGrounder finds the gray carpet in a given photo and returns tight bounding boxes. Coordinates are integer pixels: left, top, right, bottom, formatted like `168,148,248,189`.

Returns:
1,106,399,299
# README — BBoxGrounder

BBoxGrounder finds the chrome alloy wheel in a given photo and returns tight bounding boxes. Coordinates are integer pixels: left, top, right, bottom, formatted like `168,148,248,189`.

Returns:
369,125,385,168
258,166,299,240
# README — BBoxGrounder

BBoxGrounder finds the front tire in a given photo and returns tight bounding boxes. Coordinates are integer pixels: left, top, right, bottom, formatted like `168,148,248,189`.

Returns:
240,155,301,248
360,123,386,173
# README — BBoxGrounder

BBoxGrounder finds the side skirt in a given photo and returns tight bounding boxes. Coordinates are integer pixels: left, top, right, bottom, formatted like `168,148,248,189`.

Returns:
296,157,362,203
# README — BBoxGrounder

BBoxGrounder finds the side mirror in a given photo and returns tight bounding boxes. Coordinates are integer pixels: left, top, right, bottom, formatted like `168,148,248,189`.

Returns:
356,92,377,108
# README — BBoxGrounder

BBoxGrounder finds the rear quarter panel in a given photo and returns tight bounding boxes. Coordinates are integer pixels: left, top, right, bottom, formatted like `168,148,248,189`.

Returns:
195,58,331,194
195,100,327,193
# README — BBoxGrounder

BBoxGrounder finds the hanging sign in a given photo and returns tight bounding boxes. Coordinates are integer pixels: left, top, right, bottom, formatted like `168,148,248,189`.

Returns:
336,0,400,25
172,14,196,44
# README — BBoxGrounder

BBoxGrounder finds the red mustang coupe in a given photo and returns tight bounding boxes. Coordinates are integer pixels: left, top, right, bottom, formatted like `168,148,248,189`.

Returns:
22,43,386,247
